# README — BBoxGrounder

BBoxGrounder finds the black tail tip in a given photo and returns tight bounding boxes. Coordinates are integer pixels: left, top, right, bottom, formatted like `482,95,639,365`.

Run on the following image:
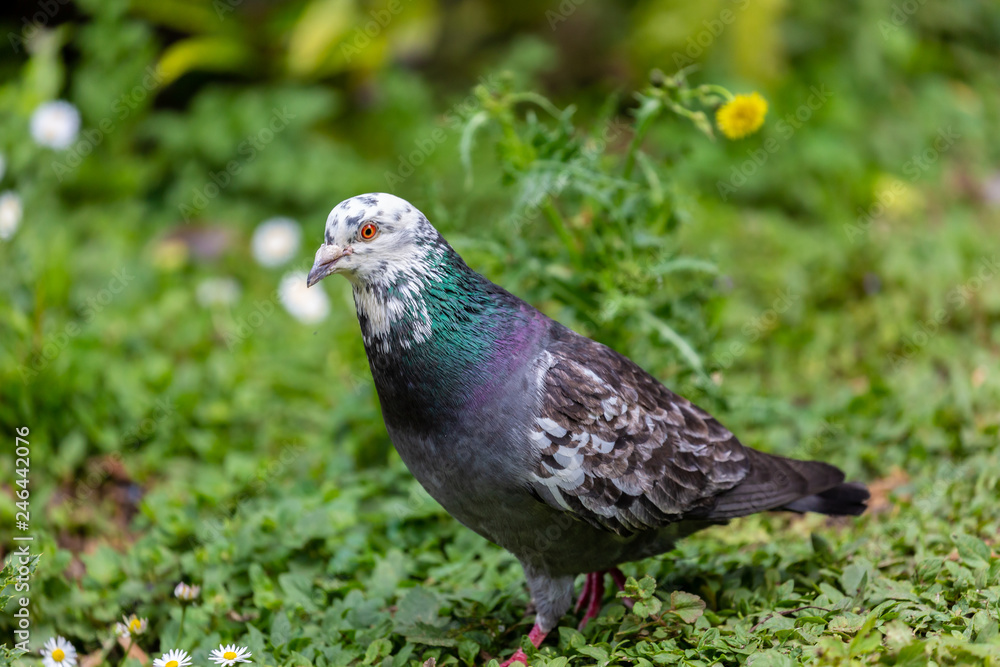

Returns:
782,481,870,516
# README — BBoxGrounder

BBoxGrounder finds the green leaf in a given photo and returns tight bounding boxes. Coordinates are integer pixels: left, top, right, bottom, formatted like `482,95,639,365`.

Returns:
840,562,868,596
394,586,443,631
953,533,990,570
557,627,586,649
392,644,415,667
669,591,706,624
458,639,480,666
459,110,490,189
157,36,251,84
245,623,268,665
811,533,834,563
638,311,706,378
270,611,292,649
746,649,796,667
576,645,609,663
364,638,393,665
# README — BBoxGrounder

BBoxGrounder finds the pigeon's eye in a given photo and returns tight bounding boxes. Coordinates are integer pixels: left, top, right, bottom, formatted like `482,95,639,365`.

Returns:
358,222,379,242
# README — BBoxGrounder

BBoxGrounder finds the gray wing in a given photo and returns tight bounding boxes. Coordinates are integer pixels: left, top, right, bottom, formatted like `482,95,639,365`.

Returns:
527,325,751,536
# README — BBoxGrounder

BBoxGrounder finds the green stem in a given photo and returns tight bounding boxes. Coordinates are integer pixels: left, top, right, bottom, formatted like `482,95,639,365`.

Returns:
541,200,582,268
686,84,732,103
623,99,662,181
507,92,565,120
116,637,134,667
177,605,187,645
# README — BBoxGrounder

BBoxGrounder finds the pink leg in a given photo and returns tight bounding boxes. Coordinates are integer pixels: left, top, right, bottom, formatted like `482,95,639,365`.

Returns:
578,572,605,630
499,623,547,667
574,572,597,613
609,567,634,610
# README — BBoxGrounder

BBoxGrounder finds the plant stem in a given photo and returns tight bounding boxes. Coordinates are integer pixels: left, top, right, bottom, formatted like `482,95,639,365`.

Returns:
508,92,566,120
622,105,659,182
750,605,830,633
177,605,187,645
116,637,134,667
541,199,582,268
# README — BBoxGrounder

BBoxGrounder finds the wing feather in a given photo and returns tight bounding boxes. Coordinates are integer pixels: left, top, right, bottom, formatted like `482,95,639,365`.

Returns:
528,325,751,535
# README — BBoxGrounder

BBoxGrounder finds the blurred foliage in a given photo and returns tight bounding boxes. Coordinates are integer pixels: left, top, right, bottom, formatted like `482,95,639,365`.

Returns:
1,0,999,665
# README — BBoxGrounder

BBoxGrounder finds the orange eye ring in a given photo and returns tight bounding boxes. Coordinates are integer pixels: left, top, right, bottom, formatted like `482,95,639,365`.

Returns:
359,222,378,241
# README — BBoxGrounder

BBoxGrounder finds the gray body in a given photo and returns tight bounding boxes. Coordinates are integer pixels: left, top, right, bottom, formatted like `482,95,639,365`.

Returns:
380,319,718,631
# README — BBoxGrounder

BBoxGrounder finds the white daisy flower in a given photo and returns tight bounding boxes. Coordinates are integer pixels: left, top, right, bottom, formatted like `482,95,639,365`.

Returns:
30,100,81,150
40,636,78,667
209,644,252,666
251,217,301,267
196,278,240,307
153,648,193,667
114,613,148,637
0,191,22,240
173,581,202,601
279,270,329,324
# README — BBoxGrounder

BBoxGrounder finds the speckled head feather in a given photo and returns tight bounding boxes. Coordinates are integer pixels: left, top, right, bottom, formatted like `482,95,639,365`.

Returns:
309,193,453,352
318,192,442,286
307,193,548,430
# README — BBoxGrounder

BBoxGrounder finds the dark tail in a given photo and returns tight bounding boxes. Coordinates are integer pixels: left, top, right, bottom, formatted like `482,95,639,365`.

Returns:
781,481,870,516
707,449,869,519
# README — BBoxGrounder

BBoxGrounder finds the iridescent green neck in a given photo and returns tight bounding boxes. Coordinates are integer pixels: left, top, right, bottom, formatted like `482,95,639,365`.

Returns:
360,247,516,352
353,244,545,431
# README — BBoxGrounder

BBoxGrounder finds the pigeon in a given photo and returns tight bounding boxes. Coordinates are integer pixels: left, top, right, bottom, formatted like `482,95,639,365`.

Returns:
307,193,869,665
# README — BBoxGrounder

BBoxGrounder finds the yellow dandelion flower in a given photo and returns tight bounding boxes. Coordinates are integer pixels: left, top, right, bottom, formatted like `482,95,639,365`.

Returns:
716,92,768,140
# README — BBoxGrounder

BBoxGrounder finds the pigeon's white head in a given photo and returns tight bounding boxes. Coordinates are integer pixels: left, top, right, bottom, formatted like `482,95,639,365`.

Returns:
306,193,441,288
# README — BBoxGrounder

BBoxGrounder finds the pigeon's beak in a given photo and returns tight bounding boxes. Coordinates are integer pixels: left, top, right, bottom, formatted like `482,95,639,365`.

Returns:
307,243,352,287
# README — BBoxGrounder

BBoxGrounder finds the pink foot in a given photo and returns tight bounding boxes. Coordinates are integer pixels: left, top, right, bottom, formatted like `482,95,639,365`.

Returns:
499,623,547,667
499,649,528,667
